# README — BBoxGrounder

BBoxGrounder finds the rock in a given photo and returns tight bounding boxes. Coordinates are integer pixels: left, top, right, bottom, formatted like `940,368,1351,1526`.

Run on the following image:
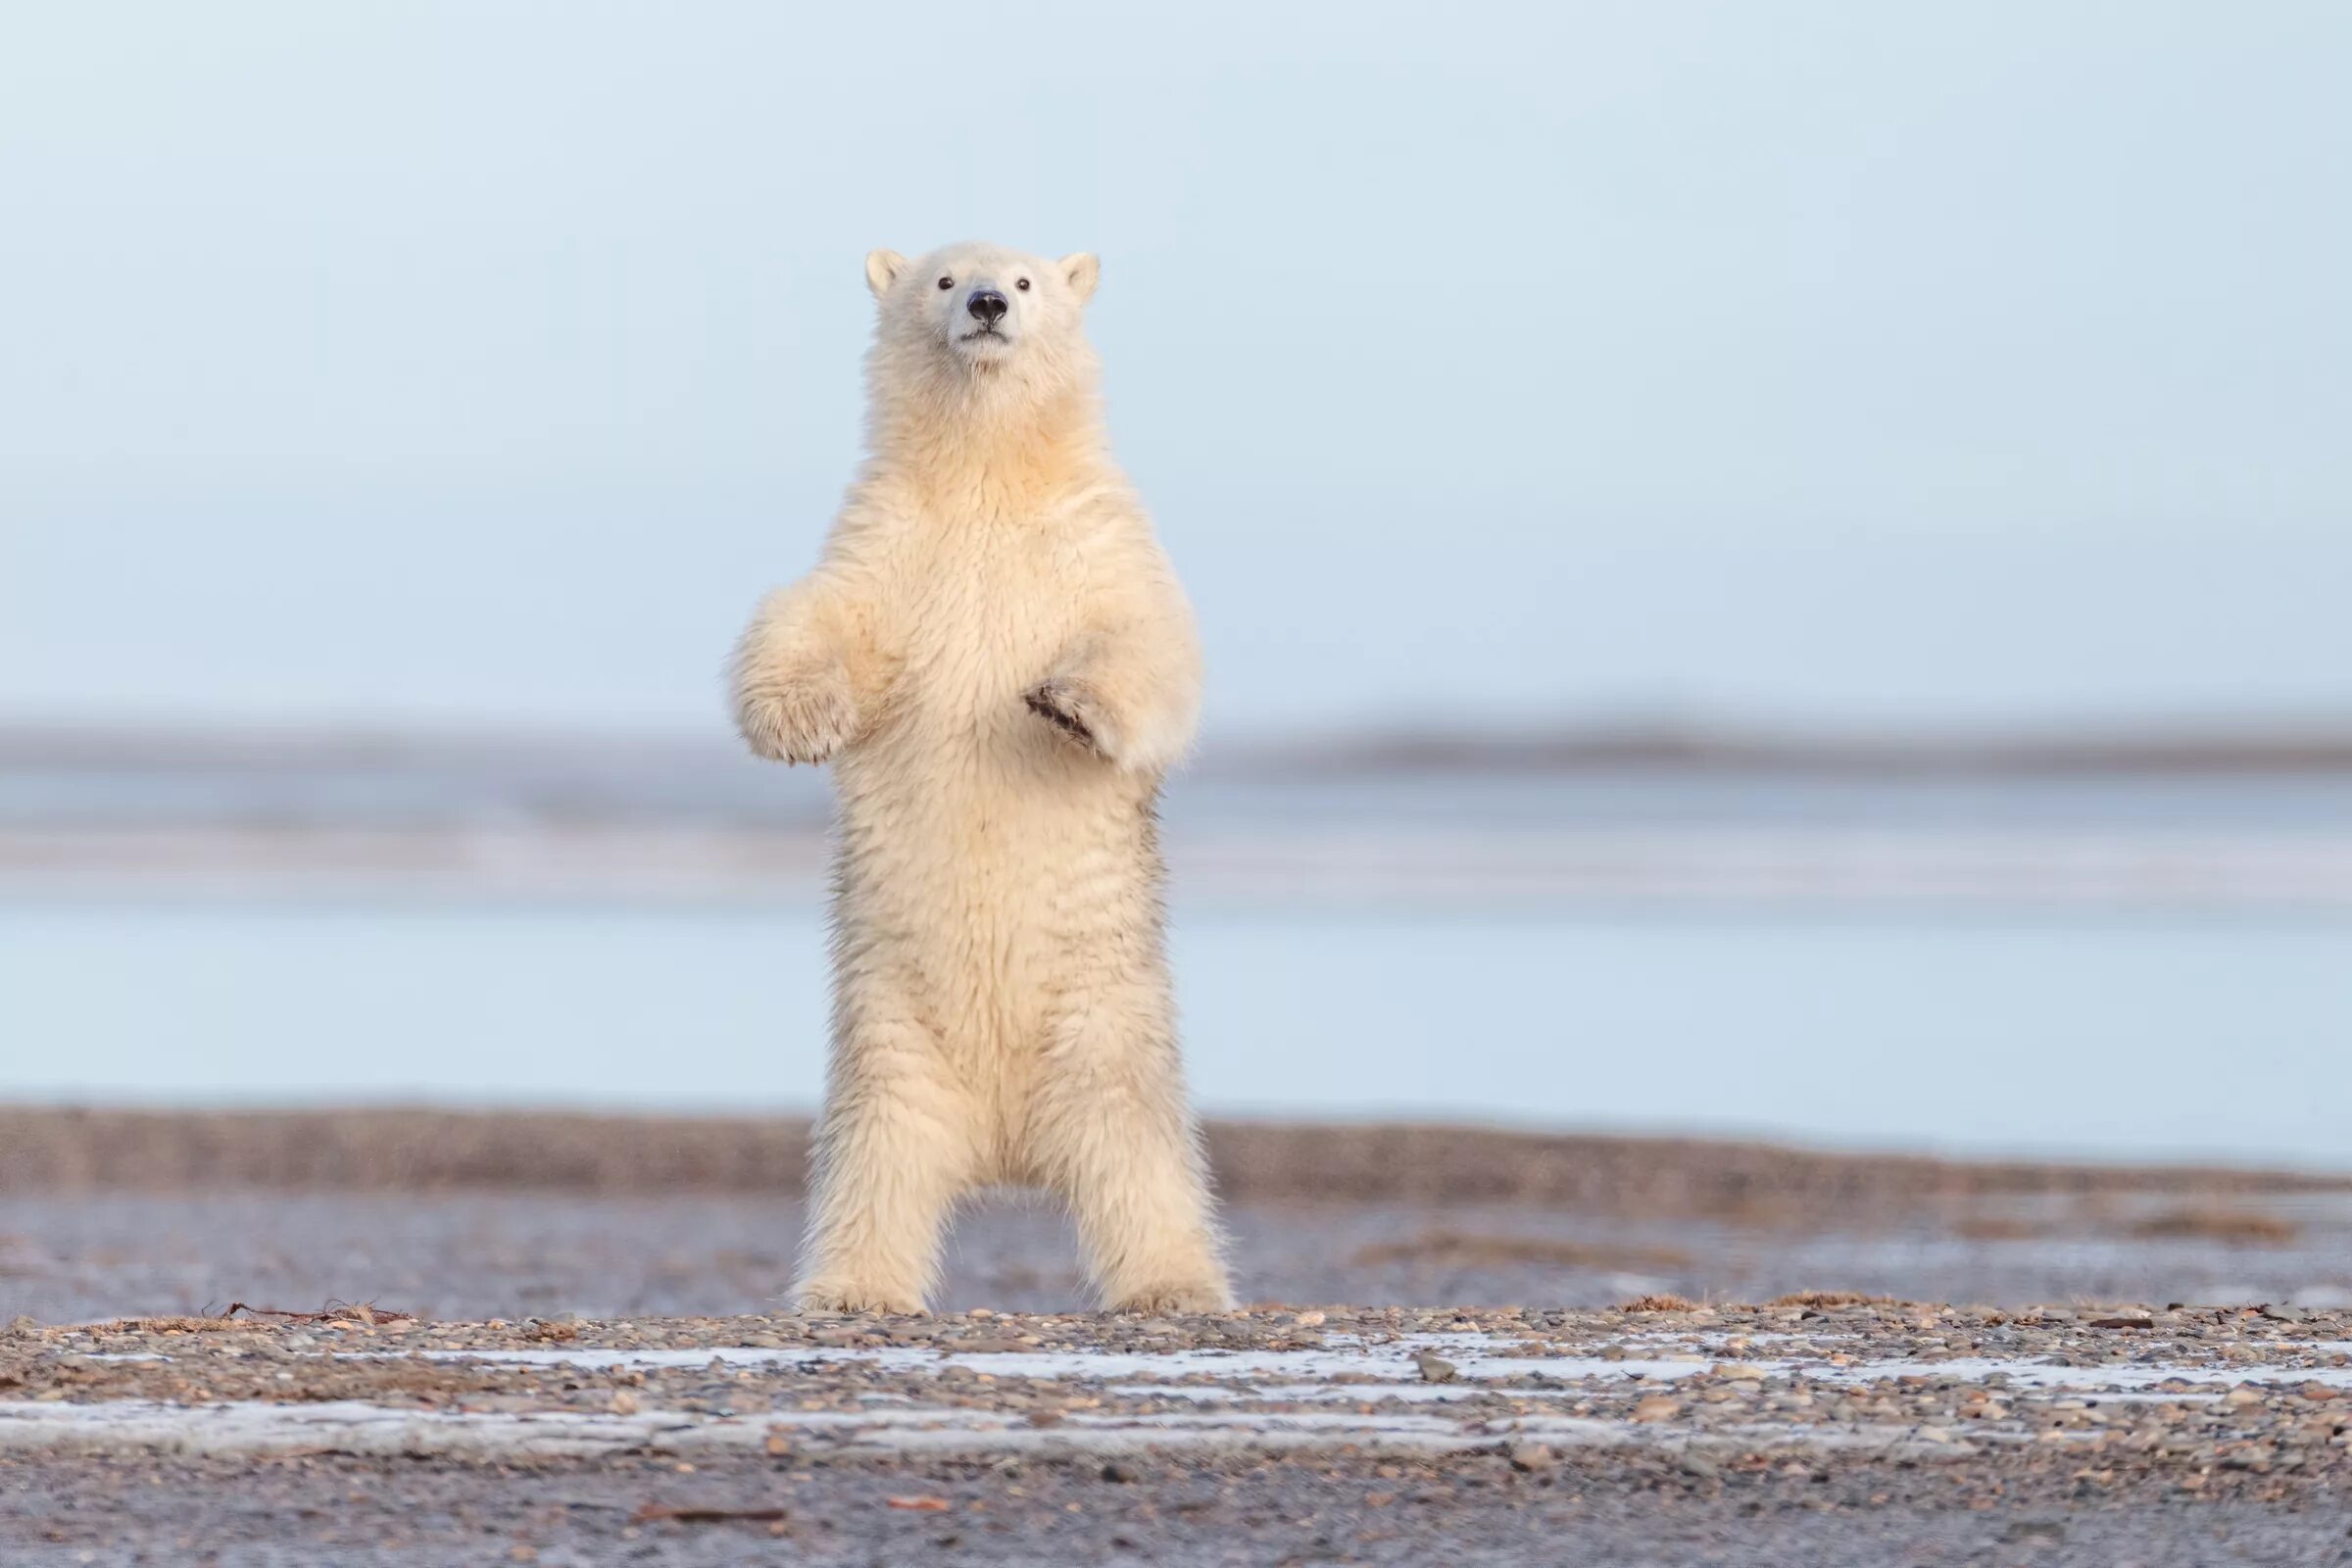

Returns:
1507,1442,1556,1473
1415,1354,1458,1384
1678,1452,1721,1480
608,1390,638,1415
1631,1396,1682,1423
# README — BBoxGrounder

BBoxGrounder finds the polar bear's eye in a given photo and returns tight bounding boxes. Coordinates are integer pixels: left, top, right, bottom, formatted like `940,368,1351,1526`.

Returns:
936,275,954,290
1015,277,1031,291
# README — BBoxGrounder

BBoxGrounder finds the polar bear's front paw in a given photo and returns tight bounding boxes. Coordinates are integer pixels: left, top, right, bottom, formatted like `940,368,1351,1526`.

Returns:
737,662,858,764
1024,678,1120,761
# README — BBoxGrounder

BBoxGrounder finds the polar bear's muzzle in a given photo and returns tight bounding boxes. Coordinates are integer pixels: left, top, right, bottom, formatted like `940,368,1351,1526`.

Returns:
953,283,1016,352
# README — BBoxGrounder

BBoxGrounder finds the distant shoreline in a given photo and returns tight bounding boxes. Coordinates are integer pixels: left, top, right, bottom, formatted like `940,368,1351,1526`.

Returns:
4,1106,2344,1207
10,719,2352,906
10,715,2352,778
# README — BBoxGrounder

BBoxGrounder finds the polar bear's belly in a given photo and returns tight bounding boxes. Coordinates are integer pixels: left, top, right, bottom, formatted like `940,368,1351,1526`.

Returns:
829,721,1162,1048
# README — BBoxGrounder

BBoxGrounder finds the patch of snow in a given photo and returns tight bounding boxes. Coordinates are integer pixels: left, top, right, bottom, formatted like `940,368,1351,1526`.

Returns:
418,1331,2352,1395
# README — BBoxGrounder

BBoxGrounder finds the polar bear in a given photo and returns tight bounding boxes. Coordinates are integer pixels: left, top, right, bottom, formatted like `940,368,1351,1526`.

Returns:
729,241,1232,1315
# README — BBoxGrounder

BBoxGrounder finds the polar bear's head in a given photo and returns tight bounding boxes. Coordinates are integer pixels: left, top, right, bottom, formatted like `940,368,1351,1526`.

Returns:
861,242,1102,415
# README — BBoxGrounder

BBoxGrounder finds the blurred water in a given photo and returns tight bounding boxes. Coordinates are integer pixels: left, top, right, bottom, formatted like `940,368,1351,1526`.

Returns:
3,899,2345,1169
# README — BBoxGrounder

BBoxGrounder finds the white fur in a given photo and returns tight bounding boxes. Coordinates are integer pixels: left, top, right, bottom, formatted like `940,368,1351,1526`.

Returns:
730,241,1229,1315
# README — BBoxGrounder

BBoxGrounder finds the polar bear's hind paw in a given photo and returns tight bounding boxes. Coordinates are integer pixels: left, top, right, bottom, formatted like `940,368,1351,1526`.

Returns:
1108,1280,1234,1314
796,1280,926,1315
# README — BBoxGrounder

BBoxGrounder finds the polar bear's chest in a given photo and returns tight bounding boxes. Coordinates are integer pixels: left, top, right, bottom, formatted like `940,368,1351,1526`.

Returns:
892,528,1087,718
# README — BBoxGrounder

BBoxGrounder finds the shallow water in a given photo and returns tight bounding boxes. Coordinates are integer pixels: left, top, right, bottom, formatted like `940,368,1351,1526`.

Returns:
2,900,2346,1167
6,1189,2350,1323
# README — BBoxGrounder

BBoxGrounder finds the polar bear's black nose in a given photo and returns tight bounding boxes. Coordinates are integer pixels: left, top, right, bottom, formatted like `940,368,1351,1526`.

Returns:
967,288,1008,326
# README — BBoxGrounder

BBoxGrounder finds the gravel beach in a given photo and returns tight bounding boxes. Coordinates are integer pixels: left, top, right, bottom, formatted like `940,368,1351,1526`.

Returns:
3,1110,2349,1563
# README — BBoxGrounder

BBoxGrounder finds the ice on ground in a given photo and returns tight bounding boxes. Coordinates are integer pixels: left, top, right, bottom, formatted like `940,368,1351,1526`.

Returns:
418,1332,2352,1394
29,1327,2348,1463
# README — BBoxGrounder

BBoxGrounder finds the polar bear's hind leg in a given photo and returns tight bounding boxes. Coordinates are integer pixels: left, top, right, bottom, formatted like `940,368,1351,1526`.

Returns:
1028,986,1232,1314
794,1016,973,1315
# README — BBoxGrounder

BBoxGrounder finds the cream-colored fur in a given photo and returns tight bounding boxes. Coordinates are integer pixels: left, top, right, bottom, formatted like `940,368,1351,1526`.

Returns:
729,241,1230,1315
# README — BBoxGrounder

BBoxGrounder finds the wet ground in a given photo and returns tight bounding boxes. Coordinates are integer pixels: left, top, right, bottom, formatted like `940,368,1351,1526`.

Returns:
5,1448,2351,1566
4,1189,2351,1324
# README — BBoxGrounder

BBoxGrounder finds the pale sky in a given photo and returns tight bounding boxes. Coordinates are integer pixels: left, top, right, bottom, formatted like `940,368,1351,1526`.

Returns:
4,1,2348,738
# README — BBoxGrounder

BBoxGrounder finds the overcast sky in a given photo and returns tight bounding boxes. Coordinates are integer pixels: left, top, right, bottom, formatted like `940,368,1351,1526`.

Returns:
3,0,2347,738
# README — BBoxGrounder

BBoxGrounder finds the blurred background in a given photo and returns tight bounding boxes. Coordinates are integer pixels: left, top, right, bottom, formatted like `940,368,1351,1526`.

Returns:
4,0,2348,1170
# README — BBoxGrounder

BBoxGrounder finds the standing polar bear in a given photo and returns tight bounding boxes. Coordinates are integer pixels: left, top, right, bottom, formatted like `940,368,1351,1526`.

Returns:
730,242,1231,1315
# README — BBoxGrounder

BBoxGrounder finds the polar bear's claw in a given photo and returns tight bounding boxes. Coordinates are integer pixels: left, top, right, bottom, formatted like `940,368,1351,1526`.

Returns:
1024,679,1109,757
737,663,858,765
1108,1281,1234,1315
797,1281,927,1315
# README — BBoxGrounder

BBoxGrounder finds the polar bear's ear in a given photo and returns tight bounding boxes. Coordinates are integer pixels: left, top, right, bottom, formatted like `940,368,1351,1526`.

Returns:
1058,253,1101,305
864,249,907,300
